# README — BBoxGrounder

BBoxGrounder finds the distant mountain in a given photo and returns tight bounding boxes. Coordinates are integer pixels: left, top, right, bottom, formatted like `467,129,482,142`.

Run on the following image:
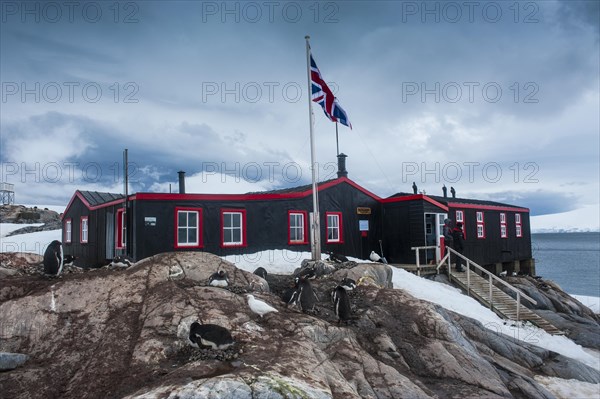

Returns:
531,204,600,234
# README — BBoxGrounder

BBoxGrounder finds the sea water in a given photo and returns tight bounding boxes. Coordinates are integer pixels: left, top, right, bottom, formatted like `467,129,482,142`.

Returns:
532,232,600,297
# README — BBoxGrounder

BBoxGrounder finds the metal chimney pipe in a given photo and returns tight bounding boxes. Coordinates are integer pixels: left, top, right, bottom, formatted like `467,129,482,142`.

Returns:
178,171,186,194
337,153,348,178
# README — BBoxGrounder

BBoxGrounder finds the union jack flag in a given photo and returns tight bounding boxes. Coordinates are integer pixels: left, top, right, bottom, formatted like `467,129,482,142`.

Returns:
310,53,352,129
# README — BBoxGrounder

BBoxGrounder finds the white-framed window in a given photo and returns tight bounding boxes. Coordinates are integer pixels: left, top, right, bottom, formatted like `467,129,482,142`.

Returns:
500,212,507,238
116,208,126,249
516,224,522,238
455,210,464,223
288,211,307,244
326,212,343,243
80,216,88,243
476,211,485,239
476,211,484,223
64,219,72,243
515,213,522,238
477,224,485,238
176,208,202,248
222,209,246,247
515,213,521,224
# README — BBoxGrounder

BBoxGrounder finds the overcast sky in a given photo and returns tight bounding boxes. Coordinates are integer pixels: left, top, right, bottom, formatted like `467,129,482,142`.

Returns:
1,0,598,221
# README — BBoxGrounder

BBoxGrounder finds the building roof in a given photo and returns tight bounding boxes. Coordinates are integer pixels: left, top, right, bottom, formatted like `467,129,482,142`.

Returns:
246,179,336,195
388,192,528,211
78,191,125,207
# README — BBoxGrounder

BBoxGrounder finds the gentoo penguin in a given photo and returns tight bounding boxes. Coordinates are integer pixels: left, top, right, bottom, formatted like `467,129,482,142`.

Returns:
253,267,268,280
209,270,229,287
110,256,132,268
189,322,234,350
63,255,76,267
289,277,318,312
246,294,278,318
328,252,348,264
332,285,352,323
43,240,63,276
339,277,357,291
295,266,317,280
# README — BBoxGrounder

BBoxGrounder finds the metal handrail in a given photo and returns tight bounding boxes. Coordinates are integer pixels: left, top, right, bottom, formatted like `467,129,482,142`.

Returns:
411,245,439,276
435,247,537,321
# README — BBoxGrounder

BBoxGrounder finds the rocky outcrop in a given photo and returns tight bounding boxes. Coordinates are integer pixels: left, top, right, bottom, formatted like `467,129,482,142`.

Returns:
498,276,600,350
0,205,60,224
0,252,598,399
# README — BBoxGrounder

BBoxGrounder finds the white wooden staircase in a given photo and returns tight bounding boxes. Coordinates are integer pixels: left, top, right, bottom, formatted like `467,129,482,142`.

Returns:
412,246,564,336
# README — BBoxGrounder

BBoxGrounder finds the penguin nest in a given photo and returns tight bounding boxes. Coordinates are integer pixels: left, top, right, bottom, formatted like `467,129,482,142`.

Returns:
179,344,241,362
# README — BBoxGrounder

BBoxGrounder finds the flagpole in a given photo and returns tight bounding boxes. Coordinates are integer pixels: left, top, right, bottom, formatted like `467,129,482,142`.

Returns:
305,35,321,261
335,122,339,156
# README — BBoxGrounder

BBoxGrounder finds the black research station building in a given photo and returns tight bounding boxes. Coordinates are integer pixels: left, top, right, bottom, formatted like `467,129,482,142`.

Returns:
61,156,534,275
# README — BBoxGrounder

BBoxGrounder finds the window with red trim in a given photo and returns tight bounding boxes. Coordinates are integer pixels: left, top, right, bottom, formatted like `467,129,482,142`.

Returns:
455,210,464,223
64,219,72,243
288,211,308,245
515,213,522,238
500,212,507,238
116,209,126,249
80,216,89,244
326,212,343,243
476,211,485,239
221,209,246,247
175,207,203,248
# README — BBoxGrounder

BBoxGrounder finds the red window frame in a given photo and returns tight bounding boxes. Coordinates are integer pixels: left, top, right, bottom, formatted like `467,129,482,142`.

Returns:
288,210,308,245
221,209,247,248
476,211,485,239
325,212,344,244
80,216,89,244
455,210,466,239
500,212,507,238
116,208,126,249
175,207,203,249
64,218,72,244
515,213,523,238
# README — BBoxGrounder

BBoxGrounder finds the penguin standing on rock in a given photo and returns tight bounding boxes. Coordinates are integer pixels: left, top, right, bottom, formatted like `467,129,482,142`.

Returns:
43,240,63,276
253,267,268,280
339,277,357,291
189,322,234,350
63,255,76,267
332,285,352,323
209,270,229,287
289,277,318,312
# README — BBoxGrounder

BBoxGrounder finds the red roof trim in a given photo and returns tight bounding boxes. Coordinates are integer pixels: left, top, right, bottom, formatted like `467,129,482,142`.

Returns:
64,191,126,215
381,194,449,211
133,177,382,202
446,202,530,213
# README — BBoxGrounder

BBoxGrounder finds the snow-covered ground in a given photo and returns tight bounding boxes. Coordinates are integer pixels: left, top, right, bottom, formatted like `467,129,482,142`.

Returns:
1,232,598,397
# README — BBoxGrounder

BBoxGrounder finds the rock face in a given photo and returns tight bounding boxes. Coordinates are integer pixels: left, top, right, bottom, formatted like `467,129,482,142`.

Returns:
499,276,600,350
0,252,598,399
0,205,61,224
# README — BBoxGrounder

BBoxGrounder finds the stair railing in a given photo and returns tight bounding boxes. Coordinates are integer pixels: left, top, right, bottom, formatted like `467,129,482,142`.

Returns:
411,245,439,276
436,248,537,321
